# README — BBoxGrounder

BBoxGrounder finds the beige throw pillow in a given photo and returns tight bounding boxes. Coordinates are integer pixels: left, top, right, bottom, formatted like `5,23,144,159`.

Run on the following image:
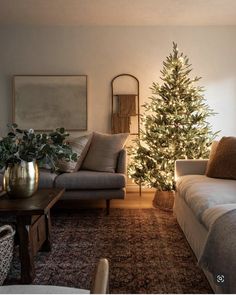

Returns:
57,134,92,173
206,137,236,179
82,132,129,173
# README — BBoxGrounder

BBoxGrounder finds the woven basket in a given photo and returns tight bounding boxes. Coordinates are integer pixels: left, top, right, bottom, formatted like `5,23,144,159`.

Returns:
153,190,175,211
0,225,15,285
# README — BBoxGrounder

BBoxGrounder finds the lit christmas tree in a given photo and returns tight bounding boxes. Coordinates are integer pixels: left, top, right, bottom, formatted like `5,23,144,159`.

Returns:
128,43,218,191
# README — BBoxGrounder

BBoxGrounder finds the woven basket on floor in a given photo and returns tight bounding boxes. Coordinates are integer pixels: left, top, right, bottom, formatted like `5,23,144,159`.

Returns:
0,225,15,285
153,190,175,211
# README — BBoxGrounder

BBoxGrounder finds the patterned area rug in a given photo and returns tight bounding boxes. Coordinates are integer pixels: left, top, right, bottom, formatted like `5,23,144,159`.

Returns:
7,209,212,294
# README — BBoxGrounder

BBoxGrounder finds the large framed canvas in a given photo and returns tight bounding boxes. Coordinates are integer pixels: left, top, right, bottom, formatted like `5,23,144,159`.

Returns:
13,75,87,131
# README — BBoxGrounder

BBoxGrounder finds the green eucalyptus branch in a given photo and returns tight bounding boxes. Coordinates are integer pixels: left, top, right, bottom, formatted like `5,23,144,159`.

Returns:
0,124,77,171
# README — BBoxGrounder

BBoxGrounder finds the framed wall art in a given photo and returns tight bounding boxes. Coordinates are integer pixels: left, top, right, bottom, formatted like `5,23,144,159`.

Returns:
13,75,87,131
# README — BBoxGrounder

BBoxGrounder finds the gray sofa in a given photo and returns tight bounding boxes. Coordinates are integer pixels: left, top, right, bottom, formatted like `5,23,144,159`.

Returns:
0,149,127,214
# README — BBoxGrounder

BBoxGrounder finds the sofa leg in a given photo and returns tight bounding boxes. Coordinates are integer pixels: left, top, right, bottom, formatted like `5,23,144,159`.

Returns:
106,200,110,215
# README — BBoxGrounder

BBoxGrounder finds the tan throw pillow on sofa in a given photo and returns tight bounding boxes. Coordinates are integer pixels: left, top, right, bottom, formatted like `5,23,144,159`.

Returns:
206,137,236,179
209,140,219,159
57,134,92,173
82,132,129,173
205,140,219,173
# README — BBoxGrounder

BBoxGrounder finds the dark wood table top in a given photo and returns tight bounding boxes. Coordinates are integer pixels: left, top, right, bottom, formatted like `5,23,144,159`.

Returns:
0,188,65,215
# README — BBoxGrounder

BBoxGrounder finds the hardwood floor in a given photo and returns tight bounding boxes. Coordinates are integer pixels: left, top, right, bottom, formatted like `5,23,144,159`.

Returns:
55,191,155,210
111,191,155,209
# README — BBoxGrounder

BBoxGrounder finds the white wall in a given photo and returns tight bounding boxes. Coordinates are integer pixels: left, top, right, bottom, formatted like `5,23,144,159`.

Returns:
0,26,236,137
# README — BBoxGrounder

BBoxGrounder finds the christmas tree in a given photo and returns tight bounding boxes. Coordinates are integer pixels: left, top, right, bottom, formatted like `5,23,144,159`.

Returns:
128,43,217,191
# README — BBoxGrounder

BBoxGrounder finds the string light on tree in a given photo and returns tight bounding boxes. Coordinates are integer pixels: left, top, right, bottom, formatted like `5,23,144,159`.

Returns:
128,42,218,192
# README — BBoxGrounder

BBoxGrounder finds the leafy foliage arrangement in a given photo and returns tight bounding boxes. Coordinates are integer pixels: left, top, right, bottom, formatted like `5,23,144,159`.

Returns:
128,43,218,191
0,123,77,171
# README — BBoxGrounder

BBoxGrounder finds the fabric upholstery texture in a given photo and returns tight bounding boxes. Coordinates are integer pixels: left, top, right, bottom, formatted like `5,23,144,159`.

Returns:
205,140,218,175
175,159,236,294
61,189,125,201
0,146,127,202
38,169,58,189
175,159,208,178
0,285,88,294
116,149,127,174
82,132,128,173
176,174,236,226
57,134,92,173
55,170,126,190
199,209,236,294
206,137,236,179
209,140,219,159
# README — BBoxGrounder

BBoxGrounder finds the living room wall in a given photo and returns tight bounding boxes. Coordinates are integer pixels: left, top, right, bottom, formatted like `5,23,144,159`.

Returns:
0,26,236,137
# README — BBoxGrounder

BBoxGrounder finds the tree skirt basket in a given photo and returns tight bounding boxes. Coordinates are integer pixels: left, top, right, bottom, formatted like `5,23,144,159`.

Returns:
153,190,175,211
0,225,15,285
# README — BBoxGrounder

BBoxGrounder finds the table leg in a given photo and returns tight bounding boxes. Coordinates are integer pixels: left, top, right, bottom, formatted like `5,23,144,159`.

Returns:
41,211,51,252
16,216,35,284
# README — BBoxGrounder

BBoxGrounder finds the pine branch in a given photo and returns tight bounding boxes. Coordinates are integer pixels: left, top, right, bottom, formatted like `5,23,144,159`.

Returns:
128,42,218,190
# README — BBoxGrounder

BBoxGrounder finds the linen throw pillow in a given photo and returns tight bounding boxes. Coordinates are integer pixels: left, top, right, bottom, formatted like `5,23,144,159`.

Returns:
57,134,92,173
206,137,236,179
82,132,129,173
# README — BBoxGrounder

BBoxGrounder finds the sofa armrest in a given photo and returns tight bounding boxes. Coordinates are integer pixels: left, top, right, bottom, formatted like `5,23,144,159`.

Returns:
175,159,208,179
116,149,127,174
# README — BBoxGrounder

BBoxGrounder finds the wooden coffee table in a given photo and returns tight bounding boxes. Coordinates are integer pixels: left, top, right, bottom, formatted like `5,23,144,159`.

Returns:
0,188,65,284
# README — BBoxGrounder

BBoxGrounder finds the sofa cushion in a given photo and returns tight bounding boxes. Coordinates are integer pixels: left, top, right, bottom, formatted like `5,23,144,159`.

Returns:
206,137,236,180
57,134,92,173
82,132,128,173
177,174,236,224
55,170,126,190
39,169,58,189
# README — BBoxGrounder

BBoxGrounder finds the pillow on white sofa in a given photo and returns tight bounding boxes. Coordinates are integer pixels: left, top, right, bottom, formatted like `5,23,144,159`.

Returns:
206,137,236,179
57,134,92,173
82,132,128,173
205,140,219,173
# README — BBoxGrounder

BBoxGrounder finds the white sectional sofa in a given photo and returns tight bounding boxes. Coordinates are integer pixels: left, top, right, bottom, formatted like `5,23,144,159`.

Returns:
174,159,236,294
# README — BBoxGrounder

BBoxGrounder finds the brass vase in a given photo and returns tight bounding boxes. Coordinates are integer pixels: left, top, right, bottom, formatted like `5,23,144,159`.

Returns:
3,160,39,198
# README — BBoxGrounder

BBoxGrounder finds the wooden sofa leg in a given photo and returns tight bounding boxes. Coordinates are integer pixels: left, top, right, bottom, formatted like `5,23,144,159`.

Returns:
106,200,110,215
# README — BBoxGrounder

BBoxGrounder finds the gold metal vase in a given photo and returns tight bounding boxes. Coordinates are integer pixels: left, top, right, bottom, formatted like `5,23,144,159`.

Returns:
3,160,39,198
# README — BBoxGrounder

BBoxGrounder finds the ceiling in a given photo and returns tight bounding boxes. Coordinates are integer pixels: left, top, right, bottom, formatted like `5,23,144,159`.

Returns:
0,0,236,26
